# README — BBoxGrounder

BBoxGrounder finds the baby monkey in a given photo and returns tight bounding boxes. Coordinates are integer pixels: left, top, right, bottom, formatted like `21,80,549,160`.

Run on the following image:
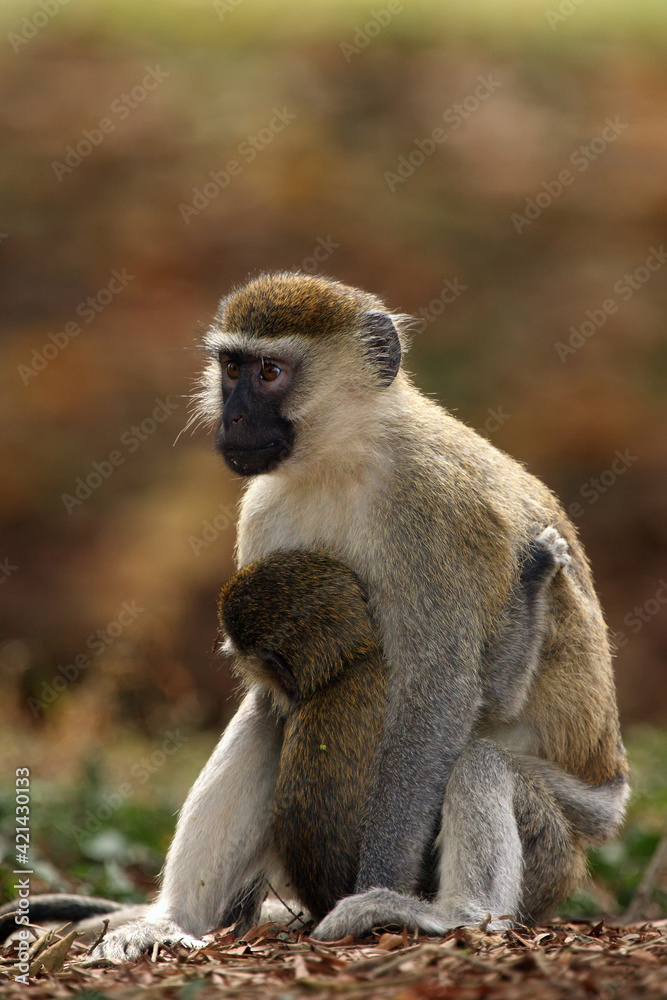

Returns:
219,549,385,921
217,528,570,926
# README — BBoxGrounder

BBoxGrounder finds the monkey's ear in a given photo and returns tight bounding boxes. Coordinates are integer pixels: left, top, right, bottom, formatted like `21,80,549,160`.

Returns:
361,312,402,387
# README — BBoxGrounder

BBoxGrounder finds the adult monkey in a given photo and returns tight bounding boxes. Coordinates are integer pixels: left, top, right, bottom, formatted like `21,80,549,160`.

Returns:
85,272,626,958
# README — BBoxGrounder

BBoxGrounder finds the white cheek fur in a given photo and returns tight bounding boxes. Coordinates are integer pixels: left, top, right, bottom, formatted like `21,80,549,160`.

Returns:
220,634,237,657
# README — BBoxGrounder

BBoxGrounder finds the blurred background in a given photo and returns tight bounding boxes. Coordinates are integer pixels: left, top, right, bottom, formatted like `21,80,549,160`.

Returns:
0,0,665,918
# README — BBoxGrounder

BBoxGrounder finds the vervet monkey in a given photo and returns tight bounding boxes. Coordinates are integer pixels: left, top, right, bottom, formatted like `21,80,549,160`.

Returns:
204,272,626,937
41,272,628,958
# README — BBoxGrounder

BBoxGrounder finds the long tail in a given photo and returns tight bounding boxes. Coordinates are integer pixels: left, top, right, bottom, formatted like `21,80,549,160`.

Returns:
518,756,630,843
0,894,121,943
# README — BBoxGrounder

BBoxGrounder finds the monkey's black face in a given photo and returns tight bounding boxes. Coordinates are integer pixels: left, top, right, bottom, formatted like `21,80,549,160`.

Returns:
256,646,298,700
215,351,296,476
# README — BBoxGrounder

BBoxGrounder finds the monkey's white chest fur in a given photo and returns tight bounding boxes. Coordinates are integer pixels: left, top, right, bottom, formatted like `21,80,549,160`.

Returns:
236,468,379,573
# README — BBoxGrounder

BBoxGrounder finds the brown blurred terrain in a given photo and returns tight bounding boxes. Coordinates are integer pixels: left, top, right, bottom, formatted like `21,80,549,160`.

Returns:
0,0,666,789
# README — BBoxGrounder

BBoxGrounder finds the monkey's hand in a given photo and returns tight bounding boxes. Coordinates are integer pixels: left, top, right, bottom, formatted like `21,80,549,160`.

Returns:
312,889,512,941
84,918,207,964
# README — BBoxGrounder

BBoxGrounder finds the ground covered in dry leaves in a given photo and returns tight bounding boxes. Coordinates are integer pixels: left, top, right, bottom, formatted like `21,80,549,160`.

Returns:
2,917,666,1000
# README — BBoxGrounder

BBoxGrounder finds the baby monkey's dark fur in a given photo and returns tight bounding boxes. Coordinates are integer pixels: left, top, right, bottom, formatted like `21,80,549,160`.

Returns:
219,550,385,920
217,534,570,924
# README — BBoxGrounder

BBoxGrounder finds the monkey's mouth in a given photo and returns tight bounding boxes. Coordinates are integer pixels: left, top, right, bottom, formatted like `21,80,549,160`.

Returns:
220,442,292,477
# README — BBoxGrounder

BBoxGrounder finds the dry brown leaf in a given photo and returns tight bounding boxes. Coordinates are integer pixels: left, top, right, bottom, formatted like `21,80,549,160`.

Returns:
26,929,55,961
377,933,406,951
455,926,489,951
32,929,78,974
241,921,275,944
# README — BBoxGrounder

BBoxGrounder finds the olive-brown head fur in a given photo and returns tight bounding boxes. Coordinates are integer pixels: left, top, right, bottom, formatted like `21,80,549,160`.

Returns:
218,550,379,710
218,272,384,342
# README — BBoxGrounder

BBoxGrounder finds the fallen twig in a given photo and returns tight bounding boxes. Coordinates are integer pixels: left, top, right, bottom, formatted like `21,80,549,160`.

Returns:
86,918,110,955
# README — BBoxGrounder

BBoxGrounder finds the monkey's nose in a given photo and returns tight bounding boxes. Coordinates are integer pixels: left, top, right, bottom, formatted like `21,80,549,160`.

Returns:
231,414,244,424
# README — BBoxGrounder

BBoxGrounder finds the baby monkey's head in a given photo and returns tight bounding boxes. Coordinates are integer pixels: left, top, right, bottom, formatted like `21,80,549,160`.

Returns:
218,550,378,710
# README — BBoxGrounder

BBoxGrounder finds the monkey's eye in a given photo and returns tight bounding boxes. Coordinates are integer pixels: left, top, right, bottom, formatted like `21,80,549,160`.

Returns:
225,359,239,380
260,360,281,382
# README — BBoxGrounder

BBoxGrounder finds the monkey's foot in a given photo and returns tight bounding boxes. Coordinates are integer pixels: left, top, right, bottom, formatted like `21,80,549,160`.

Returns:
536,527,571,570
83,918,207,964
259,897,310,928
311,889,513,941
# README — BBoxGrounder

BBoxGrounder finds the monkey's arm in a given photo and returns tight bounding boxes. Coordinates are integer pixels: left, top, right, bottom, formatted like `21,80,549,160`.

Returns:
481,527,571,724
311,511,496,939
361,660,481,890
88,688,283,962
